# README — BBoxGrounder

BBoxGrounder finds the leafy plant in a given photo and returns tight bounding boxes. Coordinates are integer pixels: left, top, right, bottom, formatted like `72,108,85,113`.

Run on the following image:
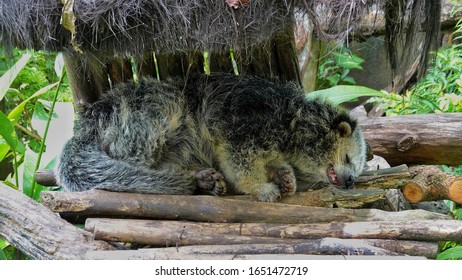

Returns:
0,50,73,259
316,46,364,90
307,85,385,106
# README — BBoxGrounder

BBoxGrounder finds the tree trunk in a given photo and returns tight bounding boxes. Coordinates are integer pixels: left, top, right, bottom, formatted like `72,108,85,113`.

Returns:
40,189,449,223
403,166,462,203
0,183,115,259
358,113,462,166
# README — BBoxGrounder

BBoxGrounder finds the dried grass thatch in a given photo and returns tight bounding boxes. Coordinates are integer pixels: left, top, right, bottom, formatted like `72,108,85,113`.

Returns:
0,0,376,56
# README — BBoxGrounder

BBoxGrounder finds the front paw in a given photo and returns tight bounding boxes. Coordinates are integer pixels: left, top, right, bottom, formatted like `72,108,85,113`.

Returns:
269,166,296,196
195,168,226,195
256,183,281,202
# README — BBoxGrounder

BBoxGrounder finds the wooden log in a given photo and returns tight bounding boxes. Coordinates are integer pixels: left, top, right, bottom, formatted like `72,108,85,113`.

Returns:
87,251,427,260
85,218,461,244
40,190,450,223
355,164,411,189
34,169,57,186
88,239,433,258
34,165,410,189
0,183,115,260
86,238,436,259
228,187,385,208
358,113,462,166
403,166,462,203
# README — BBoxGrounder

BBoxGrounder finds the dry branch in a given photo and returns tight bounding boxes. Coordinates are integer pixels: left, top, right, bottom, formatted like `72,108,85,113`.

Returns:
358,113,462,166
113,240,435,258
228,186,385,208
86,218,460,244
87,251,426,260
0,183,115,260
41,189,449,223
86,237,436,259
34,169,57,186
355,164,411,189
403,166,462,203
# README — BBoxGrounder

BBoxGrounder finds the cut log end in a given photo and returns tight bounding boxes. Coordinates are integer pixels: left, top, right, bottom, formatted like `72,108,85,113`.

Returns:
448,180,462,203
403,182,424,204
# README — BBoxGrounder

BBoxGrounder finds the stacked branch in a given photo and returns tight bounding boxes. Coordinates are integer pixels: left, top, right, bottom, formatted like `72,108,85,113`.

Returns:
0,183,115,259
358,112,462,166
86,238,435,260
85,218,462,243
40,189,449,224
36,163,462,205
403,166,462,203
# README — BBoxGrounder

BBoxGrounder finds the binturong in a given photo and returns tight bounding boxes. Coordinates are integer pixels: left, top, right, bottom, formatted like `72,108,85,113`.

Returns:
56,74,367,202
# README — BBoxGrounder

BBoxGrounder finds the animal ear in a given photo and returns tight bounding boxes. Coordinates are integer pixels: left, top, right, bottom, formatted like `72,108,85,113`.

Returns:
337,121,352,138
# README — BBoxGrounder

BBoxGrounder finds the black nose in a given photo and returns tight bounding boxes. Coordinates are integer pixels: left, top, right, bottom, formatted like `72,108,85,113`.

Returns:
345,175,354,189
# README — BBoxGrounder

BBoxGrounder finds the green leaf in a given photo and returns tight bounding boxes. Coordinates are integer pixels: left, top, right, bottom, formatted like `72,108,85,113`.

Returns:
0,111,25,153
333,52,364,70
437,246,462,260
341,76,357,85
0,249,7,260
28,138,42,153
33,101,50,121
454,208,462,220
0,140,9,162
7,82,58,125
307,85,386,106
0,238,8,249
1,180,18,190
0,53,32,101
34,100,59,121
22,149,38,198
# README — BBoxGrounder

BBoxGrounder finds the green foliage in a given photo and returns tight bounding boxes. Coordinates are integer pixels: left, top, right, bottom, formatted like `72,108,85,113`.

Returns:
370,46,462,115
316,46,364,90
371,1,462,116
307,85,385,106
437,246,462,260
0,49,72,259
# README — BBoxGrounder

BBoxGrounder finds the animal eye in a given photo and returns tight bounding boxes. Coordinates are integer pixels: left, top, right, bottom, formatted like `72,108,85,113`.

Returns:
345,154,351,164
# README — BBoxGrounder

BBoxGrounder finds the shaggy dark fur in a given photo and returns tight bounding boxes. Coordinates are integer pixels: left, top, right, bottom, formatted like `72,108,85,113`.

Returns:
57,74,367,202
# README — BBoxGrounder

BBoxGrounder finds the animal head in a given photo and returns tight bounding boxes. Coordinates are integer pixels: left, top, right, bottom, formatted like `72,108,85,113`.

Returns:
290,114,367,190
326,120,367,189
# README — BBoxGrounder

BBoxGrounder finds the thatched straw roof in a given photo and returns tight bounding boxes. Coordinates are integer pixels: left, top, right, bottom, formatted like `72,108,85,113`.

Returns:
0,0,376,56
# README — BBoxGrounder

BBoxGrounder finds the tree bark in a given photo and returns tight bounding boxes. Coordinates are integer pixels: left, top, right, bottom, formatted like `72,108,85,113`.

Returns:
0,183,115,259
40,189,449,223
227,187,385,208
403,166,462,203
34,169,57,186
358,113,462,166
86,237,438,259
63,53,110,105
85,218,462,244
85,239,436,259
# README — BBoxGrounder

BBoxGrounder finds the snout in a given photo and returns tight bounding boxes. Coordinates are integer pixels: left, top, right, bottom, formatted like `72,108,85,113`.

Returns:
344,174,354,189
326,165,355,189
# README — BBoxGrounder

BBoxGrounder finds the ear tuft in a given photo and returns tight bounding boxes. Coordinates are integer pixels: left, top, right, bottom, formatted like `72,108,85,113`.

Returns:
337,121,352,138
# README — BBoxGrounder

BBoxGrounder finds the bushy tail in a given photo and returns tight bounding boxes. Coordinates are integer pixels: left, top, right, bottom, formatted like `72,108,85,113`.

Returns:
56,138,196,194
